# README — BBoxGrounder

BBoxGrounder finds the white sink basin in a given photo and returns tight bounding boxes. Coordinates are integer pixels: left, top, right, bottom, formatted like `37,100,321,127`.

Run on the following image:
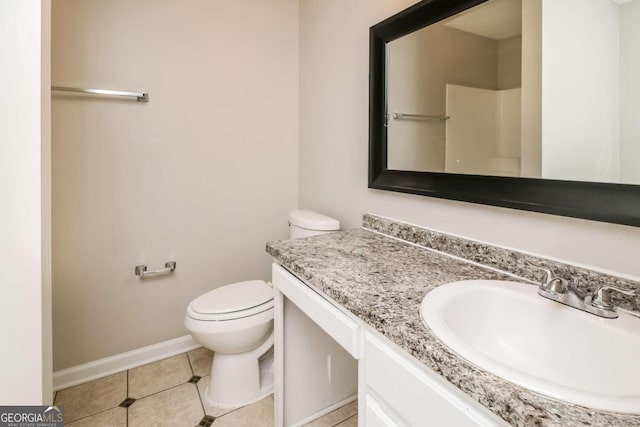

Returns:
421,280,640,414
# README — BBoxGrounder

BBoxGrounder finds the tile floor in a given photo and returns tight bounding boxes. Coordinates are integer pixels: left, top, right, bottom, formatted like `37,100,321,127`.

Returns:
54,348,356,427
306,401,358,427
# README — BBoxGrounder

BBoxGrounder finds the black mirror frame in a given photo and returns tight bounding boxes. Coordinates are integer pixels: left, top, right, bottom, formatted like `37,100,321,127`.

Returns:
368,0,640,227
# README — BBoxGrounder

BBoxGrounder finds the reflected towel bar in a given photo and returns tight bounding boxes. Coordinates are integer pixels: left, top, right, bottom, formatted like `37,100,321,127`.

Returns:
52,86,149,102
392,112,449,121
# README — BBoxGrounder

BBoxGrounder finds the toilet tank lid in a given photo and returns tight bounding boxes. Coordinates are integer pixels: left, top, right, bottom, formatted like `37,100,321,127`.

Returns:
191,280,273,315
288,210,340,231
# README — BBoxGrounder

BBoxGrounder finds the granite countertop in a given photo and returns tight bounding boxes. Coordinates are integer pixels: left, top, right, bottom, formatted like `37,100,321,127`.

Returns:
266,228,640,427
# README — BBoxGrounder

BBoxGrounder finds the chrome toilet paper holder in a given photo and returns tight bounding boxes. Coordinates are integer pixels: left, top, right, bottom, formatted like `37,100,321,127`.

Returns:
135,261,176,278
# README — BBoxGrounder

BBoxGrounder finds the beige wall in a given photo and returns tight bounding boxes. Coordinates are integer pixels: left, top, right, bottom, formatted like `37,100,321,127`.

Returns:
52,0,299,370
497,35,522,89
520,0,542,178
386,28,446,172
387,26,499,171
0,0,51,404
299,0,640,279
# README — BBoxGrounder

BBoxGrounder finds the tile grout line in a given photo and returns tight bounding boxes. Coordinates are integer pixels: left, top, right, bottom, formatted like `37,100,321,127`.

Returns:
186,351,208,418
331,413,357,427
186,350,195,377
212,404,245,420
126,369,129,427
310,402,358,427
128,352,196,401
129,374,195,402
129,352,210,427
63,405,122,426
57,371,128,425
211,391,275,421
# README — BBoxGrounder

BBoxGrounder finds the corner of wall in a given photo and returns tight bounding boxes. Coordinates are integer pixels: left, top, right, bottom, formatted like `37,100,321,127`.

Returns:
41,0,53,404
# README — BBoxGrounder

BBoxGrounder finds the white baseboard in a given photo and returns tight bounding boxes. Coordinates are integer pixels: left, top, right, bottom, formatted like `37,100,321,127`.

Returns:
53,335,200,391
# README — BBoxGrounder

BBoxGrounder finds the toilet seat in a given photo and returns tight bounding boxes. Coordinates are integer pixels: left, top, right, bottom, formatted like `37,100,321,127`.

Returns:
187,280,274,321
187,301,273,321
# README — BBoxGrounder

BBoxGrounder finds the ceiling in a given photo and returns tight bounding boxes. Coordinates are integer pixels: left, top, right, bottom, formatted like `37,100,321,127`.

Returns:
444,0,522,41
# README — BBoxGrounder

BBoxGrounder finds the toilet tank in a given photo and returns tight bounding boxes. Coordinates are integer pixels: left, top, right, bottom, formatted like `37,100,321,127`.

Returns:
288,210,340,239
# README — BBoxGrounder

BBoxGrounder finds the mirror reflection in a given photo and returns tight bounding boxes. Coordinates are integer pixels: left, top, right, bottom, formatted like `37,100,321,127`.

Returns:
386,0,640,185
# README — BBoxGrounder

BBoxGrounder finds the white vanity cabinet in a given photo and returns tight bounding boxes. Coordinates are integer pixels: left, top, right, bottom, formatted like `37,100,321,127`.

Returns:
272,263,506,427
272,264,359,426
360,332,506,427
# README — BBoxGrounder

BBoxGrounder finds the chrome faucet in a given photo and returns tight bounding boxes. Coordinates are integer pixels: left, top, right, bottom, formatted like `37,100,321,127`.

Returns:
528,262,636,319
590,285,636,312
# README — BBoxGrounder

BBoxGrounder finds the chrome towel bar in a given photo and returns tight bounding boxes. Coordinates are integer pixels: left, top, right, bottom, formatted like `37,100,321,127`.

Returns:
392,112,449,121
52,86,149,102
135,261,176,278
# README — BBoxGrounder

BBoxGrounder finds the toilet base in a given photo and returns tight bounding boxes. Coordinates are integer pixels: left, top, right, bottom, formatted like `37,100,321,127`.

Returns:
203,331,274,408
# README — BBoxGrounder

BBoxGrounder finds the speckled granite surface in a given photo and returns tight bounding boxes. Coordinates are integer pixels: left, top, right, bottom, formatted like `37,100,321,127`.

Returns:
266,226,640,427
364,214,640,312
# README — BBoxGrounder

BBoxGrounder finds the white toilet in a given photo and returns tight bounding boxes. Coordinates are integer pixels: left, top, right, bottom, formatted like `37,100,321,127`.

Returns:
184,210,340,407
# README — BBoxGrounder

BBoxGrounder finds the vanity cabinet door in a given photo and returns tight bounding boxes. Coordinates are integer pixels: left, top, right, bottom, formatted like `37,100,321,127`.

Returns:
363,332,506,427
365,394,401,427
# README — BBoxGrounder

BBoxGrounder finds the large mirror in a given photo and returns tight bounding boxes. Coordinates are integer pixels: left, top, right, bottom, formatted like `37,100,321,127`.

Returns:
369,0,640,226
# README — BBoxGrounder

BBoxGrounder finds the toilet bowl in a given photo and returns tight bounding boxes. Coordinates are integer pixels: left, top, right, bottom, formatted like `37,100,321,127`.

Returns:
185,210,340,407
185,280,275,407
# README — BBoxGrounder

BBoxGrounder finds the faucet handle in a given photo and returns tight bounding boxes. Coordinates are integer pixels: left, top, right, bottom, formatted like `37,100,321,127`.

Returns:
591,285,636,311
526,260,556,284
527,260,569,294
